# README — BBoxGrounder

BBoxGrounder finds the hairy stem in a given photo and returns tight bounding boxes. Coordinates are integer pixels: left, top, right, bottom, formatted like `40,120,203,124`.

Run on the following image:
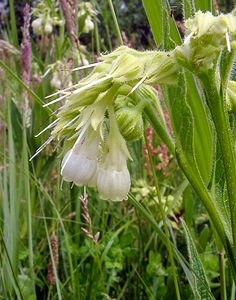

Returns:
201,74,236,247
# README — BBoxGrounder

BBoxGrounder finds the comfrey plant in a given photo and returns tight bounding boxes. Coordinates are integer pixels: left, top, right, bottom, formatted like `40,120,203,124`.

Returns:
36,47,176,201
34,8,236,283
32,1,63,35
78,1,96,33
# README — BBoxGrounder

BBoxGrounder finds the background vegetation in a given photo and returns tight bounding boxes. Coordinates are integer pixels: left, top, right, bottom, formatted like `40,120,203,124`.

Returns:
0,0,236,299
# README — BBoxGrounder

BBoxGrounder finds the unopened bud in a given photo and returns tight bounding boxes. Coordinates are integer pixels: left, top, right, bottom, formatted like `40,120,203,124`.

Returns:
44,22,53,34
110,53,142,82
32,18,43,35
83,17,94,33
116,105,144,141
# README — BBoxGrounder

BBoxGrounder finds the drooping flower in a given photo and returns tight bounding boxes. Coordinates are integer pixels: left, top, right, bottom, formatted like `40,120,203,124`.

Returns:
61,126,99,187
32,17,53,35
35,45,181,201
97,106,131,201
84,16,94,33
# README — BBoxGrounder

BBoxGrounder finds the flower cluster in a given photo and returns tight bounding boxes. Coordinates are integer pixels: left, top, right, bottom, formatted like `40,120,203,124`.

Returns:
175,10,236,71
78,2,96,33
49,60,73,90
32,2,63,35
59,106,132,201
37,46,177,201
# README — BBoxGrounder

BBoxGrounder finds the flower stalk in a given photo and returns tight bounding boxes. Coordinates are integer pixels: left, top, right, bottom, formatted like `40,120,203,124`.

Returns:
200,72,236,247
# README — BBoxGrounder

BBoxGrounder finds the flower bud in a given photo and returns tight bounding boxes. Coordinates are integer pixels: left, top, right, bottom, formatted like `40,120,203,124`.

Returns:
145,52,178,85
110,53,143,82
50,75,62,89
44,22,53,34
32,18,43,35
116,105,144,142
83,16,94,33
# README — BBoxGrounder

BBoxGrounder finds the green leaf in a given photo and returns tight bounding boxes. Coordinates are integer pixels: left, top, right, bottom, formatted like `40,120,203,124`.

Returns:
210,142,232,241
163,72,232,252
164,73,206,186
142,0,163,47
185,73,214,186
182,219,214,300
0,60,52,113
142,0,181,49
194,0,213,12
9,0,19,48
182,0,195,20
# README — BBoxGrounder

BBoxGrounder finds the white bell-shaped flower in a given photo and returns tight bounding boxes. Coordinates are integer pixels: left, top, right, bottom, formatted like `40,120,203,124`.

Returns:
84,16,94,33
61,127,99,187
97,107,131,201
44,21,53,34
97,160,131,201
32,18,43,35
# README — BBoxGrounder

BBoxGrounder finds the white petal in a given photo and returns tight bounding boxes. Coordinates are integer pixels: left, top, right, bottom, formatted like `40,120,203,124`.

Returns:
97,167,130,201
61,151,81,182
74,156,97,186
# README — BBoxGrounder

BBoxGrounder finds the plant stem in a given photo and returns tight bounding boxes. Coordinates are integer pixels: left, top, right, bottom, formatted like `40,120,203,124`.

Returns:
219,252,227,300
231,282,235,300
107,0,123,45
200,74,236,248
144,102,175,155
145,85,236,280
22,126,36,297
9,0,18,47
144,132,181,300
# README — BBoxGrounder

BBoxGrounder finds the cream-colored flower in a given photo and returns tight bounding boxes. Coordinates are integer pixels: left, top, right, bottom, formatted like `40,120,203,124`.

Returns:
97,107,131,201
32,18,43,35
84,16,94,33
61,128,99,187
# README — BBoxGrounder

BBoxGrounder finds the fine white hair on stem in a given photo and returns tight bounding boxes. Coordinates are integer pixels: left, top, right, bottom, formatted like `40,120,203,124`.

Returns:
72,62,102,72
43,93,71,107
184,31,194,44
226,32,231,52
126,76,147,98
45,83,81,99
29,136,54,161
42,68,51,78
35,118,59,137
43,75,113,107
60,121,90,173
61,115,80,130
